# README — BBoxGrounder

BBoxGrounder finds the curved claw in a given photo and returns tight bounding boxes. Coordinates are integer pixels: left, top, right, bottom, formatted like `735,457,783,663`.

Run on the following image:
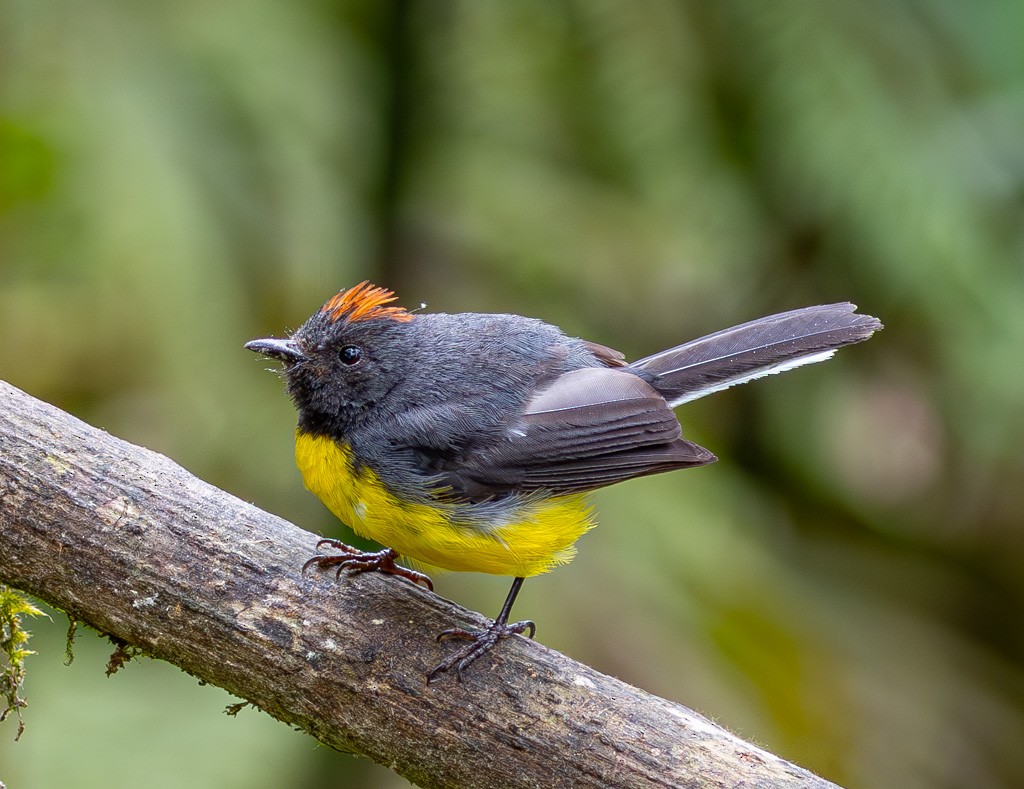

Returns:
314,538,354,553
436,627,475,642
427,619,536,683
301,554,328,575
302,543,434,591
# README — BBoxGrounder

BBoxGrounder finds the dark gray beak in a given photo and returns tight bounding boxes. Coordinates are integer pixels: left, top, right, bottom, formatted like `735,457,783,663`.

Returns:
244,337,305,363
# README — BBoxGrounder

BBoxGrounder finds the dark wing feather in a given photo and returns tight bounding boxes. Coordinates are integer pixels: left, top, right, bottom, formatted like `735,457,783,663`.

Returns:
441,367,715,500
630,303,882,406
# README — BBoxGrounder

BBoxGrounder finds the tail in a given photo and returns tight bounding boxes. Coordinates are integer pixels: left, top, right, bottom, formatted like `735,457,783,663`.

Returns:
629,303,882,407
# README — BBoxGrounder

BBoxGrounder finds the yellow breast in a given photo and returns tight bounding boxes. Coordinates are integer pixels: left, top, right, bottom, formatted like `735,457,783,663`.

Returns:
294,431,594,577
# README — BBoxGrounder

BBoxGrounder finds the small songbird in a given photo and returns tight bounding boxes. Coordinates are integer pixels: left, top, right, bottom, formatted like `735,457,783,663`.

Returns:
246,282,881,680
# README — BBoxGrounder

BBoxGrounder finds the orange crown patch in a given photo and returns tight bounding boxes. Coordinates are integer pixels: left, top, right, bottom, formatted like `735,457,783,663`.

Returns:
320,281,413,324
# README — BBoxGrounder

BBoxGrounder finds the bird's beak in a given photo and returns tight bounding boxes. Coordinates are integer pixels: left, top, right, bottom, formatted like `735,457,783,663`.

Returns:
244,337,305,364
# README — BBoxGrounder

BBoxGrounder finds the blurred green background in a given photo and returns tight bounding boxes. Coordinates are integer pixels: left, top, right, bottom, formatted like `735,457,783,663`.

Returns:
2,2,1023,787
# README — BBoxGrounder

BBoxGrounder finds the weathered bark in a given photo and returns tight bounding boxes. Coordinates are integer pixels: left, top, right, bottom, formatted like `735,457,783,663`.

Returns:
0,380,839,788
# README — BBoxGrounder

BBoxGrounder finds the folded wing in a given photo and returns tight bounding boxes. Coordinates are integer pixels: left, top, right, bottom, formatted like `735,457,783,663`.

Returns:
443,367,714,500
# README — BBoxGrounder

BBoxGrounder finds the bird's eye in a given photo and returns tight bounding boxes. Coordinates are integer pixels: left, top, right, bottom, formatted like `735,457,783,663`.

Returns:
339,345,362,365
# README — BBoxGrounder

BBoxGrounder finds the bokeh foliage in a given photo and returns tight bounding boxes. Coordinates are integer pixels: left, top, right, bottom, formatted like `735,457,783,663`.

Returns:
2,2,1023,787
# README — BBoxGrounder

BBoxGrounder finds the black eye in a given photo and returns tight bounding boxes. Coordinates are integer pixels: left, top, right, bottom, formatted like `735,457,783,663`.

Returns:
339,345,362,365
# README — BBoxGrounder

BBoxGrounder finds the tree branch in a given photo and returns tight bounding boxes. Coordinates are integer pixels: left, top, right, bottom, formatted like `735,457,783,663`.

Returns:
0,380,839,789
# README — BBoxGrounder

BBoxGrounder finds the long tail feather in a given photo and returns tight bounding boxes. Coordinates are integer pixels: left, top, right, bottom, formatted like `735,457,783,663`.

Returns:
629,303,882,407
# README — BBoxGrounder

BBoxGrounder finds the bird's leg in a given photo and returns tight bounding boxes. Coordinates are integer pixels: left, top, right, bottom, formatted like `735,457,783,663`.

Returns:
302,540,433,591
428,577,535,683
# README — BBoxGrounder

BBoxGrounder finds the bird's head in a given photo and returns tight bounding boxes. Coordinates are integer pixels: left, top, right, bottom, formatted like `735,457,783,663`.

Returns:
245,282,415,436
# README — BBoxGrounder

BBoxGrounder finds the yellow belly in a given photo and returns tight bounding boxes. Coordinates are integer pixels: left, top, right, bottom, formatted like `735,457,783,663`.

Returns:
294,431,594,577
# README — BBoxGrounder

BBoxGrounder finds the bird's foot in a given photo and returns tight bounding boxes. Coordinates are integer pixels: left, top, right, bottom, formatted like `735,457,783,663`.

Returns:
302,541,433,591
427,618,536,683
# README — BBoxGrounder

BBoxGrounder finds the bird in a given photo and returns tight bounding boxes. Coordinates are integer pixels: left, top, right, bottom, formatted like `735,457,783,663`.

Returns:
245,281,881,681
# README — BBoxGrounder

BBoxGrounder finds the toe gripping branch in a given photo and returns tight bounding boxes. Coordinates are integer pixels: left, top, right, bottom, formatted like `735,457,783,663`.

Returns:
302,540,434,591
303,545,534,683
427,617,536,683
427,576,534,683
